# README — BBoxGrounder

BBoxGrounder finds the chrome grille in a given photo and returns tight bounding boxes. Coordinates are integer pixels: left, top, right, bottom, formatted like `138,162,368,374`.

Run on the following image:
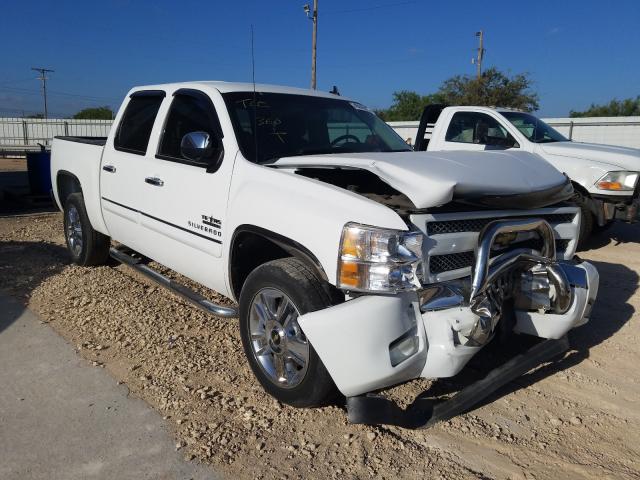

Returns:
429,238,573,274
426,213,576,235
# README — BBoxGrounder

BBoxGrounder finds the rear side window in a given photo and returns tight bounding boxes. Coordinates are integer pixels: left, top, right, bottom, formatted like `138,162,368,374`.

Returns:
158,91,222,161
445,112,509,144
114,93,164,154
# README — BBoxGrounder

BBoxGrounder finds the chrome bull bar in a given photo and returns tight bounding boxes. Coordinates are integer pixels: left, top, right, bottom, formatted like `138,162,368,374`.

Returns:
469,218,573,317
470,218,556,302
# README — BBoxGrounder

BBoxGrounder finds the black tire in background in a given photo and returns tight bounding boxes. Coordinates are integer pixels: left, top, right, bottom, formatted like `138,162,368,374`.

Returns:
573,191,594,248
239,257,338,408
63,192,110,266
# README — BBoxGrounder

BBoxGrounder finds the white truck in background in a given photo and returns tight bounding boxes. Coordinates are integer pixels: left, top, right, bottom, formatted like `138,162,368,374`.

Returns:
50,82,598,427
412,105,640,244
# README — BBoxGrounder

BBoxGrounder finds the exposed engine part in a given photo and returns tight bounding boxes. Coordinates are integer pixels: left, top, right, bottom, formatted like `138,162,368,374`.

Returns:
514,265,552,311
293,167,416,212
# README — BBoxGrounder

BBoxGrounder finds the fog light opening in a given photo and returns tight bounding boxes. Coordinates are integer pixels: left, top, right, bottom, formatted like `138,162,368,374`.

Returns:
389,327,419,367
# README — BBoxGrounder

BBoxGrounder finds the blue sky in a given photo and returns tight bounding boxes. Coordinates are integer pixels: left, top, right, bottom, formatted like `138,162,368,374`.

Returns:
2,0,639,118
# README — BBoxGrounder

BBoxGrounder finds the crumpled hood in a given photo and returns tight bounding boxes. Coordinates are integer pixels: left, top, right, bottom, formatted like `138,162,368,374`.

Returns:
540,141,640,171
273,150,567,209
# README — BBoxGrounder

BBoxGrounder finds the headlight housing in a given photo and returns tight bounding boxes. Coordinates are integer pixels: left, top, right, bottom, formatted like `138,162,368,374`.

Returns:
595,171,639,191
337,223,423,292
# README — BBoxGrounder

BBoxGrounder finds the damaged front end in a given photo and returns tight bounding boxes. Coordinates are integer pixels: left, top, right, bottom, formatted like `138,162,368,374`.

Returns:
298,214,598,426
423,219,584,348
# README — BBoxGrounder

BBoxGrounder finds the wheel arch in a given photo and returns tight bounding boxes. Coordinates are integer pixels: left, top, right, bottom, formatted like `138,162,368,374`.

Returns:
228,225,329,301
56,170,83,207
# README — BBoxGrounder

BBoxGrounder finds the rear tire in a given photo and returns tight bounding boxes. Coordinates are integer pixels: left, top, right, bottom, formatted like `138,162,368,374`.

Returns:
63,192,110,266
239,257,338,408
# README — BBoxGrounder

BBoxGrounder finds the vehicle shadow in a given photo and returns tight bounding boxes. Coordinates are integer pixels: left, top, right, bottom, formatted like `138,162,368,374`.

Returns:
412,257,637,414
580,221,640,251
0,240,69,335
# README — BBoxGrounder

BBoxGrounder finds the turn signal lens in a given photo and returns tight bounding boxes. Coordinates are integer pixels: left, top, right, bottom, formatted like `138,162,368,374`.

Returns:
337,223,424,292
596,171,639,191
596,181,623,190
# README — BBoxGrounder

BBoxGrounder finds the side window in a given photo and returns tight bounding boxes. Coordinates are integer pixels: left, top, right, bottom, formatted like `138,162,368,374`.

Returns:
445,112,511,145
158,91,222,162
114,93,164,154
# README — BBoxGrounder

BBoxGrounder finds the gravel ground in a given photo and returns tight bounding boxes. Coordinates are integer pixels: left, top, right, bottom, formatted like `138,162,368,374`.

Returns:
1,212,638,479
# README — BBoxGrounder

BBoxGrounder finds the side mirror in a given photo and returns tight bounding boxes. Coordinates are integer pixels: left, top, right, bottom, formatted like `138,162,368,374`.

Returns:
181,131,216,162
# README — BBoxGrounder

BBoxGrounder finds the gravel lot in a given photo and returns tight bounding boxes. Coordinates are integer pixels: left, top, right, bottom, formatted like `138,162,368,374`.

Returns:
1,211,638,480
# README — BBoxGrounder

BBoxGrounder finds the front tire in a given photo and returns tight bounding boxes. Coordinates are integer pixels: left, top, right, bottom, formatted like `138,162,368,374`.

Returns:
239,258,338,408
63,192,110,266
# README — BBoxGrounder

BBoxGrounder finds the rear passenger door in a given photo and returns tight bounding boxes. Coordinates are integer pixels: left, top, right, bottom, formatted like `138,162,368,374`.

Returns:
134,88,233,292
100,90,165,250
439,111,516,152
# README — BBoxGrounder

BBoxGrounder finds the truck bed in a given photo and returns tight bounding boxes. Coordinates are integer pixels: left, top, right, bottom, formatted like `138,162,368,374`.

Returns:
51,135,109,235
54,136,107,146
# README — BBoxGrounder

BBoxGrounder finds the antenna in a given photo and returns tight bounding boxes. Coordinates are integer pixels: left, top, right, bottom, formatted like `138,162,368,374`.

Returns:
251,25,258,162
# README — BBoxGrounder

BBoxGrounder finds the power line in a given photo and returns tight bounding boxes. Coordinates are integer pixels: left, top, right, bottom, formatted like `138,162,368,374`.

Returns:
31,67,54,119
0,85,120,103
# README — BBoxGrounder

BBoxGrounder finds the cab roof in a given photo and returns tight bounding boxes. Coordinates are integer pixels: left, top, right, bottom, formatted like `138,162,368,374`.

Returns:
128,81,350,101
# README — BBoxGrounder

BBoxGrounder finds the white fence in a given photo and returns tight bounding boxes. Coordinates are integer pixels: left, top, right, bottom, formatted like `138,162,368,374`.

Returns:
0,118,112,149
1,115,639,151
388,116,640,149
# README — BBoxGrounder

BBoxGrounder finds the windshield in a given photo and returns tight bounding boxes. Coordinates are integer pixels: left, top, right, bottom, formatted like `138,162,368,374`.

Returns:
501,111,567,144
223,92,411,164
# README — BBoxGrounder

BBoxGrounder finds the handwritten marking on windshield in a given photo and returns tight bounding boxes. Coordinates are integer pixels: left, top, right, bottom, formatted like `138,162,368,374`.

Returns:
236,98,269,109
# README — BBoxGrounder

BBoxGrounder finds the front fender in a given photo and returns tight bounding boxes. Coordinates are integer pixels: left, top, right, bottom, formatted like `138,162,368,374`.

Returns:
224,158,408,288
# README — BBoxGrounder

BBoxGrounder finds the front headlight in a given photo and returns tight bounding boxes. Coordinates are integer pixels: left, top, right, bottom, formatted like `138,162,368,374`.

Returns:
337,223,423,292
595,171,639,191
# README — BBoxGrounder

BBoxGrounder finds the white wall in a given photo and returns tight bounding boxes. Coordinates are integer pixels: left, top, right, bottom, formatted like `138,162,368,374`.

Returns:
0,118,112,148
388,116,640,149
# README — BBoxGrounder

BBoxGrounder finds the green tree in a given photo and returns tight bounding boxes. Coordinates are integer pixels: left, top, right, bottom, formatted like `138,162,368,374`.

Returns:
377,68,539,120
570,96,640,117
72,106,114,120
377,91,446,121
438,67,539,112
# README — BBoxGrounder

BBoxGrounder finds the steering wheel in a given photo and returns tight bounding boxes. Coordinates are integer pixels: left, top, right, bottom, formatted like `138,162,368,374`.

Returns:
331,134,361,146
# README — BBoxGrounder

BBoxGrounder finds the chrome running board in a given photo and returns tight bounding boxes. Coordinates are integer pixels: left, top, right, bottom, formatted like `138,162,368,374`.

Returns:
109,247,238,318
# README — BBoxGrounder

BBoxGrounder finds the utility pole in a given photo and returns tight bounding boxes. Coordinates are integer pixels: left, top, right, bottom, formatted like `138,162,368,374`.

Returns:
304,1,318,89
473,31,485,79
32,67,54,119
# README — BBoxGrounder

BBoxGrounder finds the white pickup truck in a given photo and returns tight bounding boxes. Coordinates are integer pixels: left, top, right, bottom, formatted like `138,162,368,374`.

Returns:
51,82,598,426
412,105,640,244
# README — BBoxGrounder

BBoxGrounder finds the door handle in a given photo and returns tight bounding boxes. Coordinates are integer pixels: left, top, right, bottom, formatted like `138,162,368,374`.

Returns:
145,176,164,187
102,165,116,173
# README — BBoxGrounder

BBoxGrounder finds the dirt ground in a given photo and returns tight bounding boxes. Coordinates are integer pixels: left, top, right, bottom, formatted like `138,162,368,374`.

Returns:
0,211,638,480
0,158,27,172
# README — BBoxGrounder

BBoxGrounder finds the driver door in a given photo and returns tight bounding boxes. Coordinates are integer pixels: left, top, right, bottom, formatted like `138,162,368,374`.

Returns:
135,88,233,292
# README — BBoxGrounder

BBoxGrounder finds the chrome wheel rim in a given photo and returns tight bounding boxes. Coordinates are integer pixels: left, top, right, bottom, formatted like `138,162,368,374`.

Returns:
248,287,309,389
66,205,83,257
